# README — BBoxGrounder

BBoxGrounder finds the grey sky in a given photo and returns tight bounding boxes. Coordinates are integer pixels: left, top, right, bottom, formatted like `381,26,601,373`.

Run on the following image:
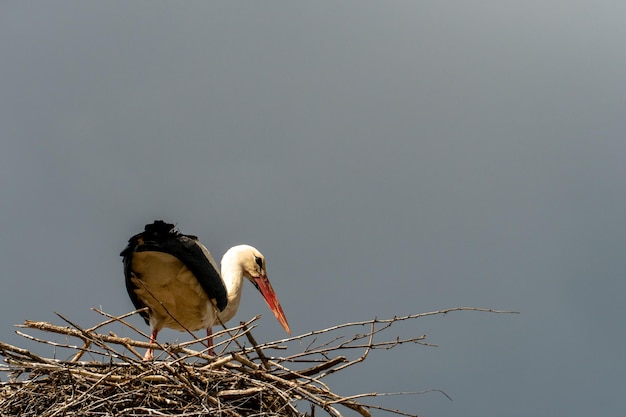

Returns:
2,2,625,416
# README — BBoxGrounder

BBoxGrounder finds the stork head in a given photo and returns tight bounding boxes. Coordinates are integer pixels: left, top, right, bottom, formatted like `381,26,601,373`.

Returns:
223,245,291,335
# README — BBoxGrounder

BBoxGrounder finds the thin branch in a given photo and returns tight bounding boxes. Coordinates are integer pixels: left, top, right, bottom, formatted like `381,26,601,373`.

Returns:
0,306,518,417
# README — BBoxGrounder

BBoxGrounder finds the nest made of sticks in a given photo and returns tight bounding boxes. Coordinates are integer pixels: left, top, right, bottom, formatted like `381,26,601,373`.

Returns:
0,308,516,417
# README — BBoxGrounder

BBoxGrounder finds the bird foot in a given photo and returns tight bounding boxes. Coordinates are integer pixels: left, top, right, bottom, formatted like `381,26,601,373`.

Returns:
143,348,154,361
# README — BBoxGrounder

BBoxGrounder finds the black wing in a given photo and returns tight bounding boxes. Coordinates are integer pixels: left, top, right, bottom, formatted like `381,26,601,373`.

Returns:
121,220,228,324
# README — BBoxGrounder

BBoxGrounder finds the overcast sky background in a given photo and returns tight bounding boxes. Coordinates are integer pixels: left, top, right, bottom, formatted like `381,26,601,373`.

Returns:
1,2,625,416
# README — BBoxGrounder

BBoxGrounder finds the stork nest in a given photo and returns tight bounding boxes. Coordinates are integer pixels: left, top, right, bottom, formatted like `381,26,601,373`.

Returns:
0,308,516,416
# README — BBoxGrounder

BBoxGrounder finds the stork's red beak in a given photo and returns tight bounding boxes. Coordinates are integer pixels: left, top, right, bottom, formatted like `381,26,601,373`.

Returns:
253,274,291,334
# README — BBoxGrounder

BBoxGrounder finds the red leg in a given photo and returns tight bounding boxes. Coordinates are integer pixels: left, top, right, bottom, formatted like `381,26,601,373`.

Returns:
206,327,215,356
144,329,158,361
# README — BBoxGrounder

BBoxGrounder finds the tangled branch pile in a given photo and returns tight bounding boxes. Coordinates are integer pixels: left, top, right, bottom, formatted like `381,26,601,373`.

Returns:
0,308,516,416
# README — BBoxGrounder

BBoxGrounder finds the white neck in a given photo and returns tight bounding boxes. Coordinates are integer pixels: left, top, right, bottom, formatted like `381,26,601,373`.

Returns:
216,249,246,323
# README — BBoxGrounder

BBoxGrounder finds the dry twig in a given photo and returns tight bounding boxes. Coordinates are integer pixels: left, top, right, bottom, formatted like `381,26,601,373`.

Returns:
0,307,518,416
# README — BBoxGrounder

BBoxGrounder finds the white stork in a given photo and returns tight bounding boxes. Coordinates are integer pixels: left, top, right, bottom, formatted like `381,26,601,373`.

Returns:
121,220,291,360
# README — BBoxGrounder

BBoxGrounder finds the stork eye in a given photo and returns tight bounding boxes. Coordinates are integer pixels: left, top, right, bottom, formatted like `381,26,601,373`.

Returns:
255,256,263,269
